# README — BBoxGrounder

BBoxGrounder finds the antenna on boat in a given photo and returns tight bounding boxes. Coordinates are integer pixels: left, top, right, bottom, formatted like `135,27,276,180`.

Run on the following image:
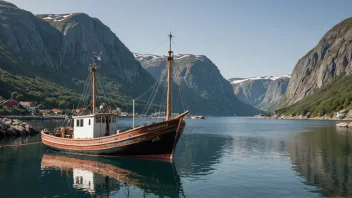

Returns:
166,32,173,121
89,53,98,114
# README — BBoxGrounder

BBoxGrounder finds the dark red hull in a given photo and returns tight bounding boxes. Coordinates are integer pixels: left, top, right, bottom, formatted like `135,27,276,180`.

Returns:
42,113,187,161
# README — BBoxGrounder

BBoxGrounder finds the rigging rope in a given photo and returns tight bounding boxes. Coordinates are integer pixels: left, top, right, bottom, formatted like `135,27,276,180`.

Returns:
101,80,119,110
172,38,182,57
143,68,167,115
77,72,92,110
134,37,189,124
128,38,171,126
135,68,167,126
145,39,168,55
97,73,117,109
138,68,165,115
171,38,188,111
158,81,167,122
134,80,160,101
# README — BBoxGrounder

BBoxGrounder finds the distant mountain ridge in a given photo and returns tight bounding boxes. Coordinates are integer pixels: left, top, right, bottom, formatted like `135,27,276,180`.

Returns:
229,75,291,112
0,0,155,110
135,53,261,116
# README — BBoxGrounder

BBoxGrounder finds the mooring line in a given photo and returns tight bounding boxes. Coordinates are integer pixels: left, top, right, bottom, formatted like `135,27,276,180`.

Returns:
0,142,42,148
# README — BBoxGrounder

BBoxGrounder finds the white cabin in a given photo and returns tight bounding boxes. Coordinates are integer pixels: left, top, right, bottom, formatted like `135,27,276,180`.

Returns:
72,113,118,139
72,169,106,193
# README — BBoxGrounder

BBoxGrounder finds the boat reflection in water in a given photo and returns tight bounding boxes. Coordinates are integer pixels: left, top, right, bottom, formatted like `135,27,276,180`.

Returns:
288,127,352,197
41,152,184,197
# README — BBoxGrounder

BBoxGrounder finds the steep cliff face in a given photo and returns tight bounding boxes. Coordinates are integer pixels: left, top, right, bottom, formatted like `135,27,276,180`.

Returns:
36,13,154,91
278,17,352,108
135,54,261,116
257,76,290,112
134,53,167,80
231,77,272,107
229,76,290,112
0,1,155,100
0,1,58,69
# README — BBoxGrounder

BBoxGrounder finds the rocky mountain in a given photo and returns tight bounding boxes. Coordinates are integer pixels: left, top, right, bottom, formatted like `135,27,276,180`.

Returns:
229,75,290,112
257,76,291,111
134,53,261,116
278,17,352,109
231,77,272,107
0,1,155,110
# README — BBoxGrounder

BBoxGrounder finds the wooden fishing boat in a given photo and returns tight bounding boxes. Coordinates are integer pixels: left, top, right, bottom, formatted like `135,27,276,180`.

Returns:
41,33,188,161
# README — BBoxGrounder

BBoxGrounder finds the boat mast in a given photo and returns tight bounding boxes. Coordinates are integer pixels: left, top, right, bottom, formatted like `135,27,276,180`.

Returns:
90,56,98,114
166,32,173,121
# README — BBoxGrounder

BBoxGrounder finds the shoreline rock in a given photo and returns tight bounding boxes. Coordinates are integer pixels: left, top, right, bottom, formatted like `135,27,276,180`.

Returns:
251,114,352,121
0,118,39,137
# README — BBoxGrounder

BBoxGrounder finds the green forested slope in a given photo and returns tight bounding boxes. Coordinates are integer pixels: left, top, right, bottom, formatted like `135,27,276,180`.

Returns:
276,75,352,117
0,68,152,112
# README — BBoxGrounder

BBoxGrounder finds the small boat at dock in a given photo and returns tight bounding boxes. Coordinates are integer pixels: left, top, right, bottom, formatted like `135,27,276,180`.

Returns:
190,115,205,119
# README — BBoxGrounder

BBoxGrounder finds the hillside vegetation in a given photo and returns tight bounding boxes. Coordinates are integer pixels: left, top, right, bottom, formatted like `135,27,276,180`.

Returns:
276,75,352,117
0,68,151,112
278,17,352,109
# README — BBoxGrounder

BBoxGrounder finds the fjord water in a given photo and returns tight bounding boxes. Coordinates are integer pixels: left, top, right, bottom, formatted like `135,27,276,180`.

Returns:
0,118,351,198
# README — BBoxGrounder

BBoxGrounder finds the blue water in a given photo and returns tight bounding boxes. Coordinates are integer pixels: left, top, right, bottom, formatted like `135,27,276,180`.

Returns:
0,117,351,197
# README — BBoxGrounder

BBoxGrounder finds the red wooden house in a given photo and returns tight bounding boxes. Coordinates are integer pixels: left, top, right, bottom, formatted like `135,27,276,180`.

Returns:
52,108,62,114
2,99,19,109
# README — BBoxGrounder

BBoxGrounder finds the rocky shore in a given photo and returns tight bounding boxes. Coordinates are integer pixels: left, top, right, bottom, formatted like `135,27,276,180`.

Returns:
0,118,39,137
0,115,65,120
251,114,348,121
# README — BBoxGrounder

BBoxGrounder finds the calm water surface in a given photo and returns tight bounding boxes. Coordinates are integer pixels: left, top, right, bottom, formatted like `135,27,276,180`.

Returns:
0,117,351,198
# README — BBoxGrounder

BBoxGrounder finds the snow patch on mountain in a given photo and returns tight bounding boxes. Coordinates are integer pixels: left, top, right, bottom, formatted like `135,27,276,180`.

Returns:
231,75,291,85
134,53,161,61
134,53,205,62
42,14,73,22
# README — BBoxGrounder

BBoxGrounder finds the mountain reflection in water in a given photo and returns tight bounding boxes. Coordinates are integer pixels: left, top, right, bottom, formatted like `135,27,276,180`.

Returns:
174,133,231,178
288,127,352,197
40,152,184,197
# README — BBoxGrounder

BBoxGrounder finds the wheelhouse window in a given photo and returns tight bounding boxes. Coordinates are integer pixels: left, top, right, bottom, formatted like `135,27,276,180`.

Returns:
102,117,105,123
108,117,111,123
96,117,101,123
80,119,83,127
89,119,91,125
76,119,79,127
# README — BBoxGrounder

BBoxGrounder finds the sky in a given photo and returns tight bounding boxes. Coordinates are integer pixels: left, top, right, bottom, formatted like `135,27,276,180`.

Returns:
8,0,352,79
